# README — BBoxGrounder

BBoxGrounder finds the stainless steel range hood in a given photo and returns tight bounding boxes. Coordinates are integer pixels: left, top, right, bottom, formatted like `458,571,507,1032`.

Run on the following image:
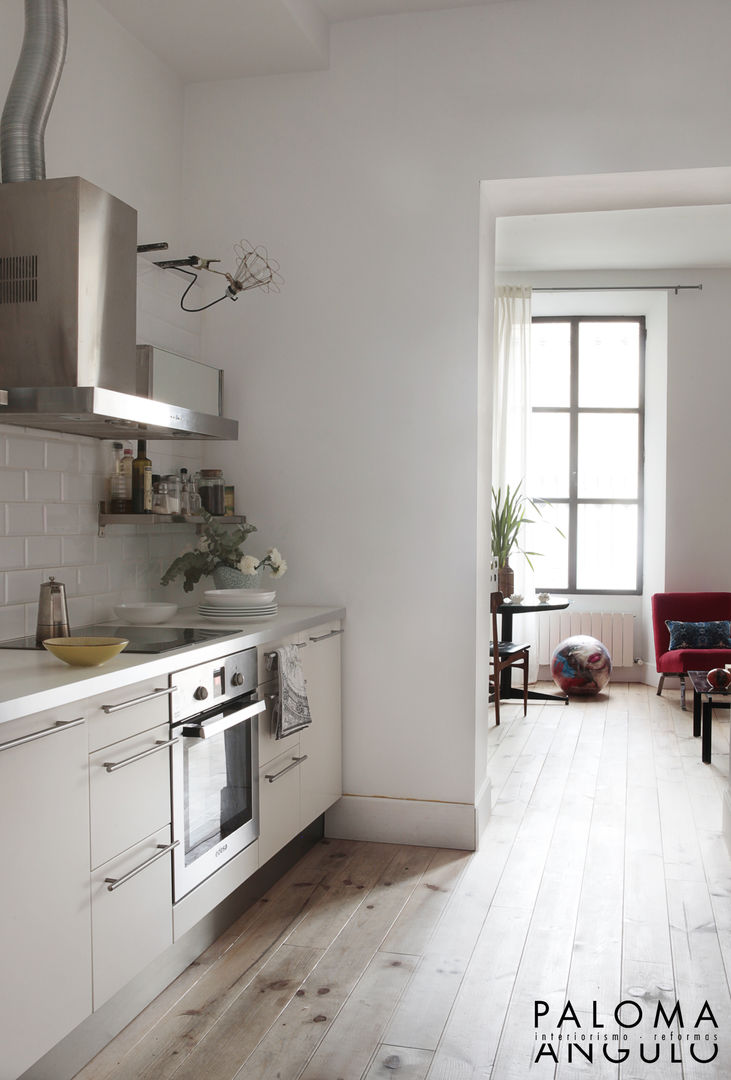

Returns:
0,176,238,440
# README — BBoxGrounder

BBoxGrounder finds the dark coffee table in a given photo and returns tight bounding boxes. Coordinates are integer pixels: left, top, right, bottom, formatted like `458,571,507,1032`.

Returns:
687,670,731,764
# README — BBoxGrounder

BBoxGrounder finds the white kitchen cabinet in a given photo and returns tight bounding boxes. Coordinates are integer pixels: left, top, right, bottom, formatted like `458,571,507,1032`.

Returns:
258,743,306,864
0,705,92,1080
91,825,174,1009
256,619,343,866
89,722,174,870
298,621,343,825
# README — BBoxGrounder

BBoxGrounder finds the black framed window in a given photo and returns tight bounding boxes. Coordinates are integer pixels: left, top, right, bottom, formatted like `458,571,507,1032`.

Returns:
527,316,645,594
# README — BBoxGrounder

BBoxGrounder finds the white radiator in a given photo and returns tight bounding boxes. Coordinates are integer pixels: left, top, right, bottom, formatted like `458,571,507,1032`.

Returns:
538,611,636,668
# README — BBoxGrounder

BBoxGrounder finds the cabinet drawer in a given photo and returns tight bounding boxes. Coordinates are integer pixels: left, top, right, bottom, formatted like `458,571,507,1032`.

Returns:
89,723,173,869
87,677,174,752
257,677,300,766
258,745,304,865
91,825,174,1010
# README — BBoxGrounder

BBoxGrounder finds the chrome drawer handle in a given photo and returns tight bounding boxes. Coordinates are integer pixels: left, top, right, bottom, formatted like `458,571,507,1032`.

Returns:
0,716,84,753
101,686,177,714
104,840,180,892
309,628,344,643
102,737,179,773
264,754,308,783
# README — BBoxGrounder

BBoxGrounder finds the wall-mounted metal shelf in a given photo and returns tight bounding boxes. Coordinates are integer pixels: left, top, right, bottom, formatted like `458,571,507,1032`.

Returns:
97,503,246,537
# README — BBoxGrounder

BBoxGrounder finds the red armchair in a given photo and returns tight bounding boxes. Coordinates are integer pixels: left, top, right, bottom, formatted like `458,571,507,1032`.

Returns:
652,592,731,709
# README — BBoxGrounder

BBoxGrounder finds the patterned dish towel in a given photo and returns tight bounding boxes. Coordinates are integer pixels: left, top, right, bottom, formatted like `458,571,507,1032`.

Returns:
273,644,312,739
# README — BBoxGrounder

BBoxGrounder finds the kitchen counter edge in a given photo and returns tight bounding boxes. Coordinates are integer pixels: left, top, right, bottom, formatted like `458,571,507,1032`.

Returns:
0,605,346,725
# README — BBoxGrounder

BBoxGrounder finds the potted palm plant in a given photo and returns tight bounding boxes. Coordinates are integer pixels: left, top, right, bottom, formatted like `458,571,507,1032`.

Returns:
491,481,544,597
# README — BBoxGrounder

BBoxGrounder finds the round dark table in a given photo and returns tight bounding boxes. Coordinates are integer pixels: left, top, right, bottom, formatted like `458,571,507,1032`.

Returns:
497,597,570,705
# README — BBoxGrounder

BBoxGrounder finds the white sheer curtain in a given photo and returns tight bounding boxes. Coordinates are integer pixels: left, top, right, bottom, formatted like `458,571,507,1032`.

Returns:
492,286,538,678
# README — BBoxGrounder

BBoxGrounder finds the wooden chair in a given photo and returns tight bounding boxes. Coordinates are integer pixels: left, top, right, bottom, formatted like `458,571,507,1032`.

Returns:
489,590,530,726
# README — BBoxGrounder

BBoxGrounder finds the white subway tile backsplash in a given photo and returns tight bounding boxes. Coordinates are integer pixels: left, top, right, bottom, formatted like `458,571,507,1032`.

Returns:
0,604,25,641
45,502,80,534
0,470,25,501
77,563,109,596
26,469,62,502
6,569,43,605
7,503,44,536
26,536,63,568
62,534,96,565
66,596,95,629
0,537,26,570
62,472,94,503
44,440,79,472
6,435,45,468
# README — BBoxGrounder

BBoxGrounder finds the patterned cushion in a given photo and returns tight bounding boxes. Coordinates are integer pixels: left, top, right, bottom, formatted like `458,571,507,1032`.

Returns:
665,619,731,650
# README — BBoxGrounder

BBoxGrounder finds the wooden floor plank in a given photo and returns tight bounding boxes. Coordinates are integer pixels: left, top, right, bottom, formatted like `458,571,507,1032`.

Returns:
228,846,436,1080
298,952,418,1079
362,1044,433,1080
73,686,731,1080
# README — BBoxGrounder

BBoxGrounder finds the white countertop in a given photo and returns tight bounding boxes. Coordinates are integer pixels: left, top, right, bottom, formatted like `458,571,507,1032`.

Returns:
0,605,345,724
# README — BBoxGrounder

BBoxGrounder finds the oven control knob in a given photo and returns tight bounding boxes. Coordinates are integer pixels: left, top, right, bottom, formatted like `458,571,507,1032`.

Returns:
194,686,208,701
232,672,244,686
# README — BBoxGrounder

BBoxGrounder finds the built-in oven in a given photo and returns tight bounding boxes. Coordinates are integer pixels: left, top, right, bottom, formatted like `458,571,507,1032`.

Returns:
170,647,264,901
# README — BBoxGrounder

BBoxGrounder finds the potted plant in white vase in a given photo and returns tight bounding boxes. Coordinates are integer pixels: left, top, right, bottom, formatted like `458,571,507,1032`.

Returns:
160,510,287,592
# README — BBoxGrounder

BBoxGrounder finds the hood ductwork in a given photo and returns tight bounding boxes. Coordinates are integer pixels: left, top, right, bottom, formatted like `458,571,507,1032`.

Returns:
1,0,67,184
0,2,238,441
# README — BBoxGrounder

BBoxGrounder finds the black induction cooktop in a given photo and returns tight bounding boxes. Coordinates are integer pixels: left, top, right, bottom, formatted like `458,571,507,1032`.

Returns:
0,625,239,654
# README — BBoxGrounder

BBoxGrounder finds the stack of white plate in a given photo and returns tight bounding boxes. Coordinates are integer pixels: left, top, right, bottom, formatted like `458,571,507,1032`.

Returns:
198,588,278,621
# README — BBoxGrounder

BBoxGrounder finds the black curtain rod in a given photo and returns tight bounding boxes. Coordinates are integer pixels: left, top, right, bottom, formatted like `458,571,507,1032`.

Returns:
531,284,702,295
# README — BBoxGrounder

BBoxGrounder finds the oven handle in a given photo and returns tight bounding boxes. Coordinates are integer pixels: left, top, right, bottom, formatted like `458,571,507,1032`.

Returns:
181,697,266,739
104,840,180,892
101,686,177,714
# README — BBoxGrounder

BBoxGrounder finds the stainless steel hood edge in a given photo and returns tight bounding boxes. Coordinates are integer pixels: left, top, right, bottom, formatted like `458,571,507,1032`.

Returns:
0,387,239,440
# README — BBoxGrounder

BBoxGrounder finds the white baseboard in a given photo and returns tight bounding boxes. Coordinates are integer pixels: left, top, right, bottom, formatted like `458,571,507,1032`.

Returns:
724,788,731,856
475,776,492,845
325,793,477,851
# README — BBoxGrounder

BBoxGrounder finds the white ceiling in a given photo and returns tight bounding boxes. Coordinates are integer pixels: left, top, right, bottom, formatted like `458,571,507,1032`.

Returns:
96,0,504,81
496,204,731,272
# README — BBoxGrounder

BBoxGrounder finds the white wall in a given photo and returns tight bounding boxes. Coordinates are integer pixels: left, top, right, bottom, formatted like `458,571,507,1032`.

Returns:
179,0,731,841
0,0,184,243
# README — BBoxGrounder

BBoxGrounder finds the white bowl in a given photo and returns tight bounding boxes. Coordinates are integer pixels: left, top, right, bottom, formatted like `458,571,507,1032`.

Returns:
203,588,276,606
113,602,178,625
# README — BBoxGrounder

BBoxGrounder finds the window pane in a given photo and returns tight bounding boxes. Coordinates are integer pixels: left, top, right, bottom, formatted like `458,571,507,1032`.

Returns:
576,504,638,591
532,322,570,406
578,413,639,498
578,322,640,407
529,412,570,497
528,502,569,591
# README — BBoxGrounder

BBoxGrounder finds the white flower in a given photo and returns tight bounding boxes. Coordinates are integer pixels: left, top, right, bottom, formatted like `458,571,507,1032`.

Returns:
267,547,287,577
238,554,259,575
198,535,210,552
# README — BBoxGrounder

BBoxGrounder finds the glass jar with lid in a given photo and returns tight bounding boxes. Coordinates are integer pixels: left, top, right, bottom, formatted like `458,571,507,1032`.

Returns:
163,475,181,514
198,469,225,515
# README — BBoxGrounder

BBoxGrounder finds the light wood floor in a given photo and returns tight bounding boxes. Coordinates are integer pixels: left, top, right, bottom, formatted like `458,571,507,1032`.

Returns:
76,682,731,1080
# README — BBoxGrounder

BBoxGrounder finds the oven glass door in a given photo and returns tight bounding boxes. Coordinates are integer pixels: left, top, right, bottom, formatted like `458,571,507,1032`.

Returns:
173,697,262,900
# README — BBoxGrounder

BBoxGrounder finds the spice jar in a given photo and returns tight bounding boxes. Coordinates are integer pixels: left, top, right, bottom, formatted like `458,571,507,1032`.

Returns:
152,480,169,514
199,469,225,515
163,475,181,514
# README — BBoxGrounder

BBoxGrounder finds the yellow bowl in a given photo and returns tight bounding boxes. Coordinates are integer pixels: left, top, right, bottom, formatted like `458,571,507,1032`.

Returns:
43,636,129,667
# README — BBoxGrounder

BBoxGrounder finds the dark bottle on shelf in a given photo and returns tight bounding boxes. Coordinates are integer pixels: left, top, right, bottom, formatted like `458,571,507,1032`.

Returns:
132,439,153,514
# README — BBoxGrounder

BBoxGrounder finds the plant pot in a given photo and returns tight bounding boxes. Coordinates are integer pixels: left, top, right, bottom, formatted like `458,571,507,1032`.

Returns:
497,563,514,598
212,565,262,589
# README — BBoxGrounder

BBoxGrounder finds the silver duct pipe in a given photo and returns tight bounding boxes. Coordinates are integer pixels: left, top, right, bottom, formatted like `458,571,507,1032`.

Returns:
1,0,68,183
